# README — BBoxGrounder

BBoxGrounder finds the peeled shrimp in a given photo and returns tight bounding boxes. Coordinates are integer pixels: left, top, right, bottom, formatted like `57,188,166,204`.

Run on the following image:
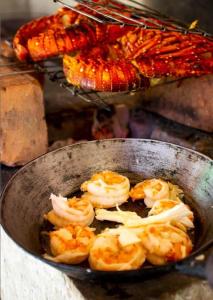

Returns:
82,192,129,209
89,230,146,271
129,179,183,207
81,170,130,208
45,193,95,227
149,199,194,230
44,225,95,264
138,224,193,265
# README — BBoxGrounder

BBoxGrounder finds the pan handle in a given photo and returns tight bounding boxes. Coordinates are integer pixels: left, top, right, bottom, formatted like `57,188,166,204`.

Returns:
175,239,213,285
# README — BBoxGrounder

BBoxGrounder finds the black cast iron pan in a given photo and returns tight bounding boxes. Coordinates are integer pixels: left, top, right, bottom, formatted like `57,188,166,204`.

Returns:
1,139,213,282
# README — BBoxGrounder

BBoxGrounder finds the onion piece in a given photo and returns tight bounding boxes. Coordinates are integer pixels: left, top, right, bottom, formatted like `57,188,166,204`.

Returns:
95,202,194,228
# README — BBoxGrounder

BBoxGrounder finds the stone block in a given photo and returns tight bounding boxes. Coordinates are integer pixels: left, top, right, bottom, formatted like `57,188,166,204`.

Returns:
141,75,213,132
0,60,48,166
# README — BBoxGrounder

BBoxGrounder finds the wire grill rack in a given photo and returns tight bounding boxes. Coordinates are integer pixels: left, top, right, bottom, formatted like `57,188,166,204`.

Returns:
54,0,212,37
0,54,186,110
1,55,146,110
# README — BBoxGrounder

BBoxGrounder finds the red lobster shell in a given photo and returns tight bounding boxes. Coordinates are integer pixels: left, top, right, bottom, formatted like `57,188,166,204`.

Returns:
13,7,131,62
63,28,213,91
13,2,213,92
63,46,150,92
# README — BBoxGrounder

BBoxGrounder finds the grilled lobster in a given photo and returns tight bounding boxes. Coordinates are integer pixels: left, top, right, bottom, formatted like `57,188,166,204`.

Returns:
63,28,213,91
13,3,213,91
13,5,131,61
63,45,150,91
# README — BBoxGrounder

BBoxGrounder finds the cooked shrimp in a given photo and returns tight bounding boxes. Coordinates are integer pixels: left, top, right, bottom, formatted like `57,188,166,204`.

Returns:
43,225,95,264
44,194,95,227
129,179,183,207
81,170,130,208
45,210,74,228
148,199,194,230
89,230,146,271
82,192,129,209
129,179,169,207
139,224,193,265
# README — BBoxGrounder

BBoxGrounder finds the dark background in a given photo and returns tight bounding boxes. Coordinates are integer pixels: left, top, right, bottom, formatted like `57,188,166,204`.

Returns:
147,0,213,33
1,0,213,34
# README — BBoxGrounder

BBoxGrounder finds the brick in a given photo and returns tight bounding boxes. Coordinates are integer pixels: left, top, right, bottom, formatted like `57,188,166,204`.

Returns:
141,75,213,132
0,60,48,166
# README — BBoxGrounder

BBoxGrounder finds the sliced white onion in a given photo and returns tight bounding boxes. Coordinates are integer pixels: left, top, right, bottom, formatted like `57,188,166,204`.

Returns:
95,203,194,229
127,203,194,228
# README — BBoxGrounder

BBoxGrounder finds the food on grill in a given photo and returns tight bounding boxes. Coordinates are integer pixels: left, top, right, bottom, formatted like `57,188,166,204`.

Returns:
63,28,213,91
119,28,213,78
43,225,95,264
42,171,194,270
63,45,150,92
44,194,95,227
13,2,213,92
13,7,76,61
81,170,130,208
138,224,193,265
13,6,130,62
129,179,183,207
89,230,146,271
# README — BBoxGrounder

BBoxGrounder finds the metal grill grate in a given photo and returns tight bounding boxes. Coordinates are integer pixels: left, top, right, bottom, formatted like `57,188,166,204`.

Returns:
54,0,212,37
1,55,146,110
0,54,184,110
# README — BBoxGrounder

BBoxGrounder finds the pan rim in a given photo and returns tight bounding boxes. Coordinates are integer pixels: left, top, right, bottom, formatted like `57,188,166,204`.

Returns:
1,138,212,201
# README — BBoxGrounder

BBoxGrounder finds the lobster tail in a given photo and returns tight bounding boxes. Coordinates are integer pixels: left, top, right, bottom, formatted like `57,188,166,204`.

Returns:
13,3,213,92
63,47,150,92
13,6,132,62
13,8,80,61
27,24,97,61
134,55,213,78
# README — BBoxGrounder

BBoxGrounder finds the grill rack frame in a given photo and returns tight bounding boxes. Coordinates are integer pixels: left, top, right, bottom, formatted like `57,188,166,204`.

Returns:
54,0,213,37
0,55,186,110
1,56,149,110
